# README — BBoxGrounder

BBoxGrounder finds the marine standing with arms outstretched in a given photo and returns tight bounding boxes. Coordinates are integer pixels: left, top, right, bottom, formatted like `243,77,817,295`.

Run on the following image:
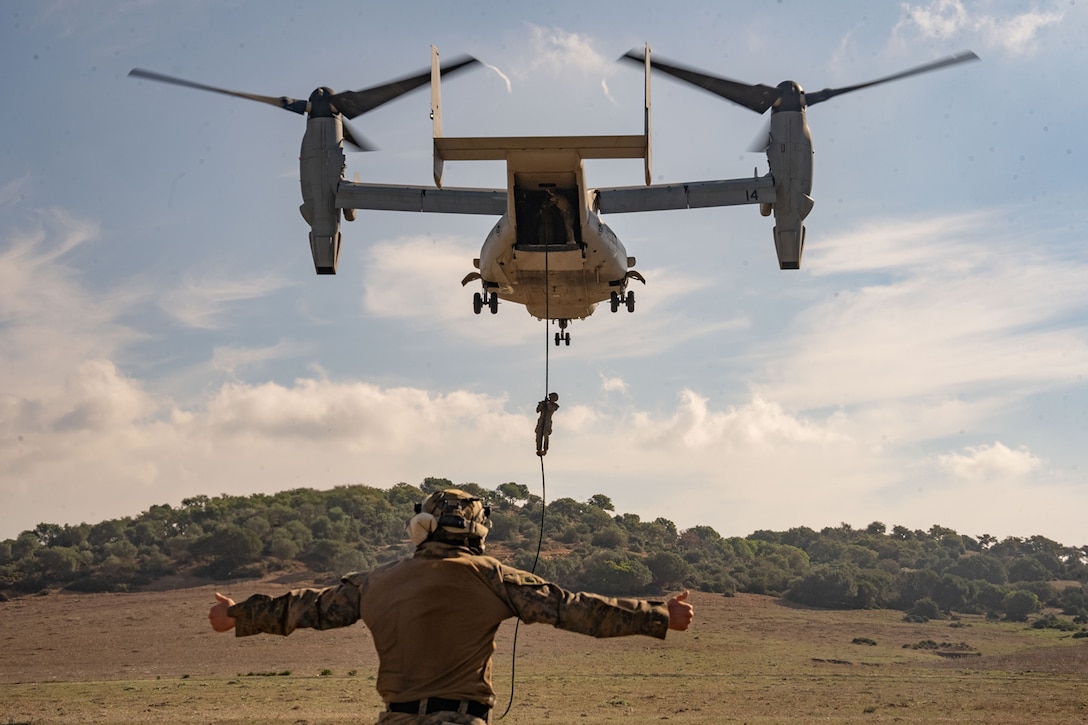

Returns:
209,488,694,724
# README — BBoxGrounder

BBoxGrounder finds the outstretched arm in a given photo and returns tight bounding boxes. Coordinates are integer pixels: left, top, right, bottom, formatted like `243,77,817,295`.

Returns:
209,592,236,633
667,590,694,631
500,567,680,639
210,574,366,637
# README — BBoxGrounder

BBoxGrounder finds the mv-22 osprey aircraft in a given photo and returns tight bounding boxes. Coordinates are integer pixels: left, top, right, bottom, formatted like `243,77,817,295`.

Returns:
131,46,978,345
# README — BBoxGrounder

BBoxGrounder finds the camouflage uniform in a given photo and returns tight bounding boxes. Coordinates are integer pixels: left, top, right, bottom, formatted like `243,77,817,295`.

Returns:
535,394,559,455
228,540,670,724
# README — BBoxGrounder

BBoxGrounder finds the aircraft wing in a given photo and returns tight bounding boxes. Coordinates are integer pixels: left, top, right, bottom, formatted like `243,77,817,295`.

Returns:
594,177,775,214
336,182,507,215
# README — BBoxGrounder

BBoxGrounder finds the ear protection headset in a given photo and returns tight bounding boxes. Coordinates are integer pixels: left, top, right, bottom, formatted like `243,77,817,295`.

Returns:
408,489,491,547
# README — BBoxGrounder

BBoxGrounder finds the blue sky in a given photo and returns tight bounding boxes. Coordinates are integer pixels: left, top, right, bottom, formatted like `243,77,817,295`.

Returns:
2,0,1086,547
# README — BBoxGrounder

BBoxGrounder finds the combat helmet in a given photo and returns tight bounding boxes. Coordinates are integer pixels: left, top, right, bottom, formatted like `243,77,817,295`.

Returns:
408,488,491,551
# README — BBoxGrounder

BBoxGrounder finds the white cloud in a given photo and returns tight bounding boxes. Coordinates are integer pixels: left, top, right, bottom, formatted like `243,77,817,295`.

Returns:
201,378,518,448
977,9,1063,55
0,356,168,522
0,373,529,536
899,0,971,39
362,235,480,322
522,25,612,79
3,361,1086,546
896,0,1063,56
500,25,618,109
51,359,160,432
630,390,845,451
761,211,1088,414
600,375,627,394
936,441,1042,481
0,209,145,395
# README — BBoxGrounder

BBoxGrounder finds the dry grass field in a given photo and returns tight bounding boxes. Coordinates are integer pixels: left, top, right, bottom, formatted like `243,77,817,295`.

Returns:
2,579,1087,724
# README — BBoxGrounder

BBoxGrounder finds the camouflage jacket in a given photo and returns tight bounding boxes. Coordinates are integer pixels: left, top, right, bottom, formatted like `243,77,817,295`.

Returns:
228,541,670,705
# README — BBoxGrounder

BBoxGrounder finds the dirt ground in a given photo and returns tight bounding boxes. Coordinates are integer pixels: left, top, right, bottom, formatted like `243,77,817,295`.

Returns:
0,577,381,683
2,583,1087,723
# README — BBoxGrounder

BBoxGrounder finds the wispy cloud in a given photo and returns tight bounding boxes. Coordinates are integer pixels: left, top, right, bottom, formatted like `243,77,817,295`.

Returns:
503,25,618,106
0,209,144,394
160,272,294,330
600,375,628,394
0,175,31,206
761,210,1088,417
523,25,612,78
896,0,1063,56
210,340,311,377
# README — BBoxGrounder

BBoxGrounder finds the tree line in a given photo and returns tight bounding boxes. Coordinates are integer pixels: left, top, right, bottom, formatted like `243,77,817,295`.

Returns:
2,478,1086,625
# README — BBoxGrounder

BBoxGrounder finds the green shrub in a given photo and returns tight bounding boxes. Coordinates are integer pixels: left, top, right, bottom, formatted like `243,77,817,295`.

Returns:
1002,590,1040,622
908,597,942,621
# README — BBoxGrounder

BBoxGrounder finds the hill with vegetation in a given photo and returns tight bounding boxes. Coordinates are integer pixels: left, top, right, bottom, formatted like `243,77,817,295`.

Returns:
2,478,1087,630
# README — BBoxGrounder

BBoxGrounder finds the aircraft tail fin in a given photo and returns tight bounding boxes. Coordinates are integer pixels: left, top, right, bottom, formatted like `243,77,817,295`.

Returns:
431,45,445,187
641,43,652,185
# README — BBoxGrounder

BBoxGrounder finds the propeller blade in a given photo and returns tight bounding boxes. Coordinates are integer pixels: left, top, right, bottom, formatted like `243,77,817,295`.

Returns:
131,55,480,150
127,68,308,114
621,50,779,114
342,119,377,152
331,55,480,119
804,51,980,106
747,119,771,153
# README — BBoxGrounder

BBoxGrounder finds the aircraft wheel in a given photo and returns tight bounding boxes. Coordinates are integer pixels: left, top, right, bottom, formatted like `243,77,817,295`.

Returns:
610,291,619,313
473,292,483,315
564,332,571,346
489,293,499,314
626,290,636,312
554,332,561,347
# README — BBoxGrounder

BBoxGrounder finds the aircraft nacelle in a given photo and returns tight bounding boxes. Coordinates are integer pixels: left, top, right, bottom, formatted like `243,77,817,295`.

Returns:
627,49,979,271
765,109,815,270
298,116,350,274
128,53,484,277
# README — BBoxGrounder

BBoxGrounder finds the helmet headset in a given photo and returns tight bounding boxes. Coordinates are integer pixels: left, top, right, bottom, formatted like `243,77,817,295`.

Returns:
408,489,491,550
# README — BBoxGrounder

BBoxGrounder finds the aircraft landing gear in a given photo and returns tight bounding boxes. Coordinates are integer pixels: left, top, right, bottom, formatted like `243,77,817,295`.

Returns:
473,291,499,315
554,318,571,346
610,290,635,313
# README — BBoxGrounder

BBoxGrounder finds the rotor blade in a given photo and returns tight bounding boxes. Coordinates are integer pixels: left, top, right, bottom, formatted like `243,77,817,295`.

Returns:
804,50,980,106
747,119,771,153
342,119,377,152
128,68,308,114
621,50,779,114
331,55,480,119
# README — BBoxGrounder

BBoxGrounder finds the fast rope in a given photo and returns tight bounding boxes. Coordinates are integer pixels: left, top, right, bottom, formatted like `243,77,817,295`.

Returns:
497,231,555,720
